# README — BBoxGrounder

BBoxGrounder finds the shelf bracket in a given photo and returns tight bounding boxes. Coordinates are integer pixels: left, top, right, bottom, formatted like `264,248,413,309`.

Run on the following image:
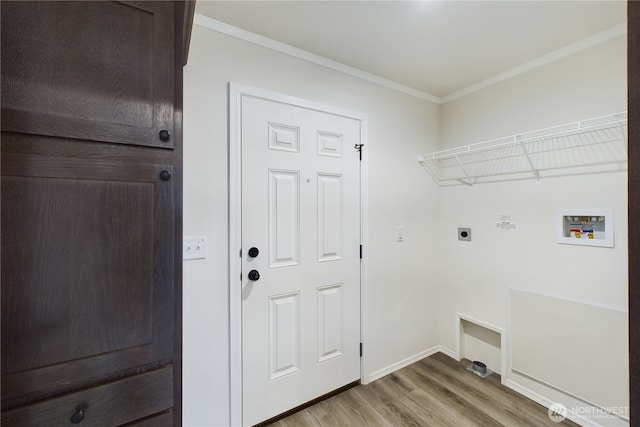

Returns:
418,157,441,186
453,153,474,186
517,136,540,181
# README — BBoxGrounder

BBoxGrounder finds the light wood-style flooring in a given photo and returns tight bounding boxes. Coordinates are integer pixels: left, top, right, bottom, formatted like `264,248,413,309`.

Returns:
267,352,578,427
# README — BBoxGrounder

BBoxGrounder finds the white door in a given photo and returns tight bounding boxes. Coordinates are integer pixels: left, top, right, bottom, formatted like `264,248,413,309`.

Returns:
241,94,361,426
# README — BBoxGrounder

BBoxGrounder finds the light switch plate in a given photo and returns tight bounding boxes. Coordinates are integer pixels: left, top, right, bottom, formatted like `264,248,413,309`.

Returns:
183,236,207,260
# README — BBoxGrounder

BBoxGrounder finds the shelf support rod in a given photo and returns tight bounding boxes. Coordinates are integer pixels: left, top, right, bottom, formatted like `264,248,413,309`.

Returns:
517,136,540,181
418,158,441,186
453,153,473,186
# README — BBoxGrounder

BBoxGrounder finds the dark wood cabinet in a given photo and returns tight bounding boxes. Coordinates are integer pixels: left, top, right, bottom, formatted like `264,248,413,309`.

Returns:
1,1,193,425
1,1,175,149
2,367,174,426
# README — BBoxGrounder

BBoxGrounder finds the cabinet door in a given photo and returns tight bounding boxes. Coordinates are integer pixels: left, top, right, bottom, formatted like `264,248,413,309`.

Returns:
1,151,174,405
0,1,175,148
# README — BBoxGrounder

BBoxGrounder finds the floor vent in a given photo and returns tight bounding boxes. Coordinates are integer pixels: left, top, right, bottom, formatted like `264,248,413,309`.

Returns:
467,360,492,379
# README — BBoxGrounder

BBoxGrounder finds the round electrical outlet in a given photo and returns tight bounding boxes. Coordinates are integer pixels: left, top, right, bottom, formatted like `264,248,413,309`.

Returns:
458,227,471,241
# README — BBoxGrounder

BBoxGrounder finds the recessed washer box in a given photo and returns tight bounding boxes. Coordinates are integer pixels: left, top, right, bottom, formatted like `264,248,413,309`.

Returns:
557,209,613,247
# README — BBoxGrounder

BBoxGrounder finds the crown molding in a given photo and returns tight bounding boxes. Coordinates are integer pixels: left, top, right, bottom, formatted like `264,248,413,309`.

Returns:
441,22,627,104
194,14,626,106
193,13,441,104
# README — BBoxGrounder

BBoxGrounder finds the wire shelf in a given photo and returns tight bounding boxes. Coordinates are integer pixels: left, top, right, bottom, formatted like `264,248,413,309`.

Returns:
418,112,628,186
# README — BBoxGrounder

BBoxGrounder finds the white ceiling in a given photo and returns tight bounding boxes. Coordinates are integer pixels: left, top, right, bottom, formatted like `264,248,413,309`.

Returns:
195,1,627,102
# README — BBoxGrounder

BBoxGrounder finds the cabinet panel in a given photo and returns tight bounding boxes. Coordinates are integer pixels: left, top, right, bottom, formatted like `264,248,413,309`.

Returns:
1,151,174,404
2,177,153,370
1,366,172,427
0,1,174,148
124,410,173,427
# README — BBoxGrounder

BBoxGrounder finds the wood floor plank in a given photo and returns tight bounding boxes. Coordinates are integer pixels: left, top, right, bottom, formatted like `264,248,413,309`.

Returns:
426,353,579,426
410,358,541,427
422,356,540,424
384,371,480,427
353,379,428,427
267,409,321,427
267,352,580,427
401,362,504,426
307,388,392,427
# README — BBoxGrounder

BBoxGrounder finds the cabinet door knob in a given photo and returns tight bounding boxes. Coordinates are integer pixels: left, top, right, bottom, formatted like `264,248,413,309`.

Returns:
160,170,171,181
159,129,170,141
70,409,85,424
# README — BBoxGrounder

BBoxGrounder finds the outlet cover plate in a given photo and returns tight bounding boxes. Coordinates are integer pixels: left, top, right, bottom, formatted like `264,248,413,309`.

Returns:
458,227,471,241
183,236,207,260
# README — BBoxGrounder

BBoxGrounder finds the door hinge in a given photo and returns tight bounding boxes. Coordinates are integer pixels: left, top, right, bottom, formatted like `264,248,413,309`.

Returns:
360,342,363,357
359,245,363,259
354,144,364,161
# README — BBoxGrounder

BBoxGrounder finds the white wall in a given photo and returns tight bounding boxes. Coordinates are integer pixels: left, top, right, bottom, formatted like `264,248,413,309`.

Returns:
184,18,628,427
183,23,441,426
437,35,628,426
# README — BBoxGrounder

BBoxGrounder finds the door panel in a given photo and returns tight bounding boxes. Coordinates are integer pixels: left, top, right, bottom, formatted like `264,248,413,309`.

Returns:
269,123,300,153
268,170,300,268
269,292,301,380
241,95,361,426
317,131,343,157
317,284,344,362
317,173,343,262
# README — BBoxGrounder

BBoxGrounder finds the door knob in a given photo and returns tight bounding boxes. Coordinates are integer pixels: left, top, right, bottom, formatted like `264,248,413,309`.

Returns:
248,270,260,281
248,247,259,258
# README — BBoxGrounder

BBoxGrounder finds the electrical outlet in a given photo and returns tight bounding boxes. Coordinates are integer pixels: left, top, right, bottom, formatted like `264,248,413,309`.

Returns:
458,227,471,242
183,236,207,260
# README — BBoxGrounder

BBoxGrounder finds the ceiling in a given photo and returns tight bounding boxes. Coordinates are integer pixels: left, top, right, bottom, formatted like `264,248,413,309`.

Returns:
195,1,627,102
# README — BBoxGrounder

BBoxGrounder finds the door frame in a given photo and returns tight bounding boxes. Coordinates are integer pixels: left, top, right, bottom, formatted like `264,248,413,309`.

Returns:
228,83,369,426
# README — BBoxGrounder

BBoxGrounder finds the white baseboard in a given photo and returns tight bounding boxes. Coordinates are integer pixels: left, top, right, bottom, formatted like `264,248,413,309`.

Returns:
437,345,456,359
367,345,454,383
504,379,606,427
